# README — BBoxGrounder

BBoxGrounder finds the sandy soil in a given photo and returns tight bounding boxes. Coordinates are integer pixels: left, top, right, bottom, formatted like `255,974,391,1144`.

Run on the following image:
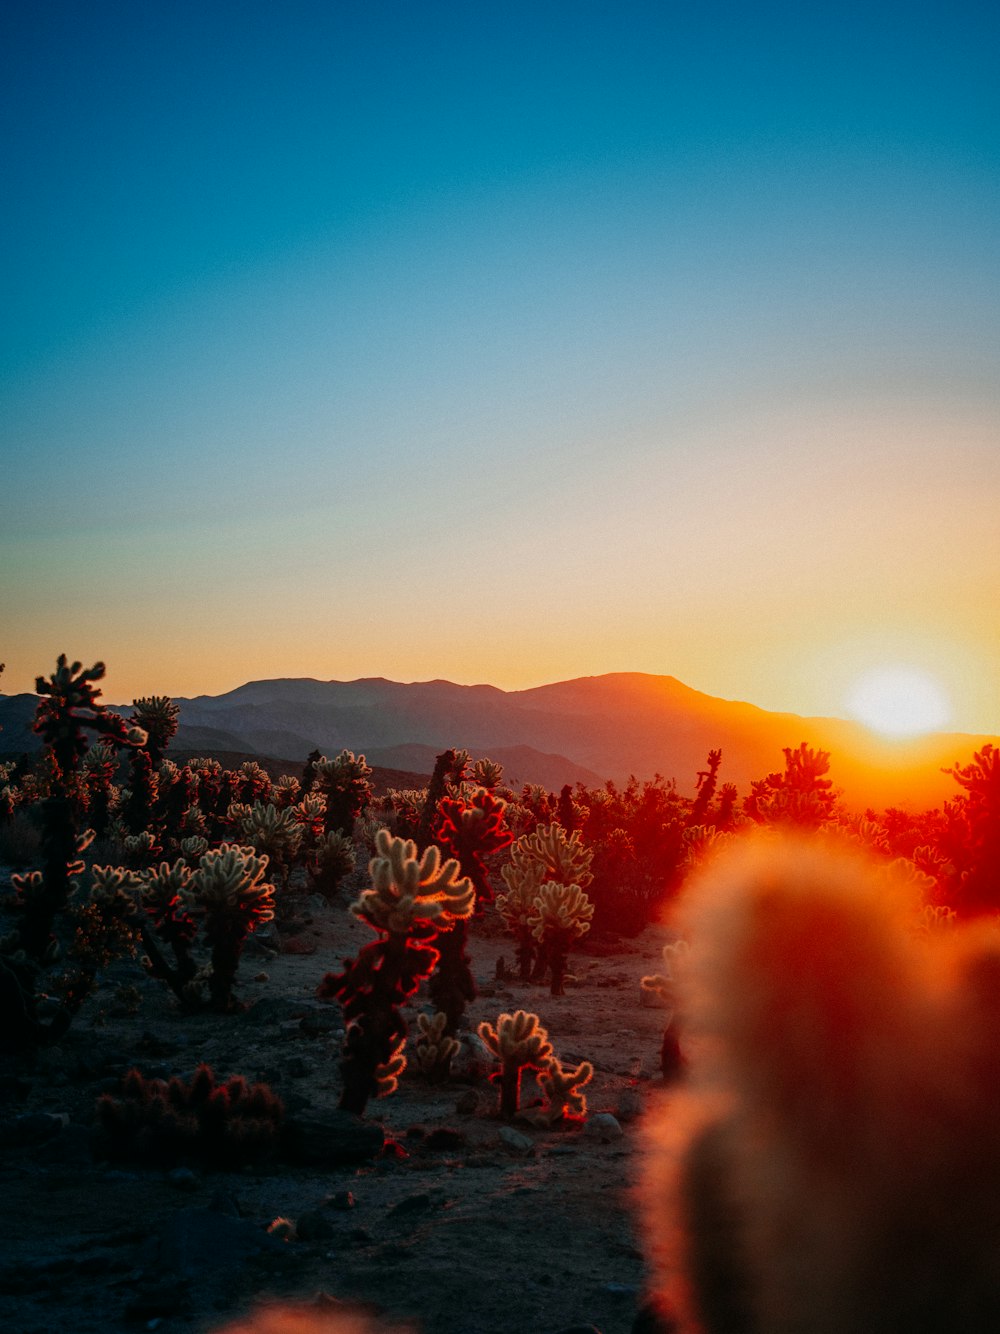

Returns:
1,870,676,1334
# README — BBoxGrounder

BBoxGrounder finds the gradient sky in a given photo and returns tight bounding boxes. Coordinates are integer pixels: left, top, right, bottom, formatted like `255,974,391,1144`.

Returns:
2,1,998,730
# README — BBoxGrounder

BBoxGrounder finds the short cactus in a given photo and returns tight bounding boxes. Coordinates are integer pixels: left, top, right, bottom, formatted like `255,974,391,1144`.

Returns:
478,1009,554,1118
180,844,275,1012
527,880,594,995
532,1056,594,1125
96,1063,284,1167
413,1010,461,1081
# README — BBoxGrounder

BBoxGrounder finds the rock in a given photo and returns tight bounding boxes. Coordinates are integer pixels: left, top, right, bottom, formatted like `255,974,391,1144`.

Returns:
387,1192,436,1217
150,1207,283,1281
285,1055,312,1078
450,1032,495,1081
34,1122,93,1167
124,1278,189,1320
615,1087,643,1122
281,935,317,955
208,1191,241,1217
243,996,316,1025
167,1167,199,1192
284,1110,384,1167
299,1008,341,1036
1,1110,68,1147
455,1089,480,1115
423,1126,466,1152
322,1190,355,1210
296,1209,334,1241
498,1125,534,1153
585,1112,624,1141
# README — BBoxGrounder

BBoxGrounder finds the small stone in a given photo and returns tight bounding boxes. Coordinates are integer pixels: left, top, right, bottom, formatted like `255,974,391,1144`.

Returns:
585,1113,623,1142
253,972,269,983
281,935,317,955
296,1210,335,1241
616,1087,643,1122
284,1110,384,1167
498,1125,534,1153
285,1055,311,1079
423,1126,465,1152
167,1167,199,1192
387,1192,434,1217
299,1008,341,1036
455,1089,480,1115
451,1032,495,1081
322,1190,355,1211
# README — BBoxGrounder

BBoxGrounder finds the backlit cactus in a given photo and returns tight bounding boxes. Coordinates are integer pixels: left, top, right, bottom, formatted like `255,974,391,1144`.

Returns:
353,829,474,933
318,829,474,1115
533,1055,593,1125
527,880,594,995
314,750,373,836
181,844,275,1011
308,829,356,900
414,1009,460,1081
478,1009,554,1118
130,695,180,765
230,800,303,890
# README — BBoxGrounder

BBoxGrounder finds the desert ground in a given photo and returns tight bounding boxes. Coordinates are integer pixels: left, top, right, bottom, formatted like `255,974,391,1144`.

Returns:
1,860,676,1334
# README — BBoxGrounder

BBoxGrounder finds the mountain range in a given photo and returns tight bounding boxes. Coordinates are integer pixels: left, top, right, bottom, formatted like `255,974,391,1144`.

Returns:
1,671,994,810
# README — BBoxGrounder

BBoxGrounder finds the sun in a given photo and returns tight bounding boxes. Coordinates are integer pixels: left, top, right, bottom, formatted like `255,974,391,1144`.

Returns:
844,665,952,738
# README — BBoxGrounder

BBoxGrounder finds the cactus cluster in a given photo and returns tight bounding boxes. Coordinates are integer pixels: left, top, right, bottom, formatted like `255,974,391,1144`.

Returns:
96,1062,284,1166
498,823,594,992
478,1008,592,1123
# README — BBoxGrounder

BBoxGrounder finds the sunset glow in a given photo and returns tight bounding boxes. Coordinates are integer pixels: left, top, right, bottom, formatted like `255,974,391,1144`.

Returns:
844,666,952,738
1,5,998,735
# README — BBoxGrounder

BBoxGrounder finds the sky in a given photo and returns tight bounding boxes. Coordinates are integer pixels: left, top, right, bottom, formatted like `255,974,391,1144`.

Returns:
2,1,998,732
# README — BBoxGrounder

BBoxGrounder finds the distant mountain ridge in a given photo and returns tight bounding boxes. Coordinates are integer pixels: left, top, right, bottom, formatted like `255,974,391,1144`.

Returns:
2,671,995,809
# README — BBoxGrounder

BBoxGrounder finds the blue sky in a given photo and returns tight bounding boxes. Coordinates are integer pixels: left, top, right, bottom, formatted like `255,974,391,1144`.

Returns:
2,1,999,729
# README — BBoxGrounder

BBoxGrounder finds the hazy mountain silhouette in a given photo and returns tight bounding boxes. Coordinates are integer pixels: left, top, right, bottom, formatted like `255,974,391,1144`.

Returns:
2,672,994,808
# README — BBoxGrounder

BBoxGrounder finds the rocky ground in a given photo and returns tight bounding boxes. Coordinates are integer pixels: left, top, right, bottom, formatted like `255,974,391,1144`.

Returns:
1,870,677,1334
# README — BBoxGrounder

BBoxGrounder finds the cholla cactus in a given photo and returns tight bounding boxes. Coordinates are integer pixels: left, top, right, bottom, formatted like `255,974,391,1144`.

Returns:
318,829,474,1115
96,1063,284,1167
414,1010,460,1081
527,881,594,995
272,774,301,808
130,696,179,765
314,751,373,835
478,1009,554,1118
497,860,547,980
532,1056,594,1125
179,834,209,865
139,858,198,998
431,788,513,1032
374,1038,407,1098
308,829,355,900
681,824,736,873
353,828,474,933
471,757,504,790
181,844,275,1011
507,822,594,890
122,829,162,869
230,801,303,890
293,793,327,839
